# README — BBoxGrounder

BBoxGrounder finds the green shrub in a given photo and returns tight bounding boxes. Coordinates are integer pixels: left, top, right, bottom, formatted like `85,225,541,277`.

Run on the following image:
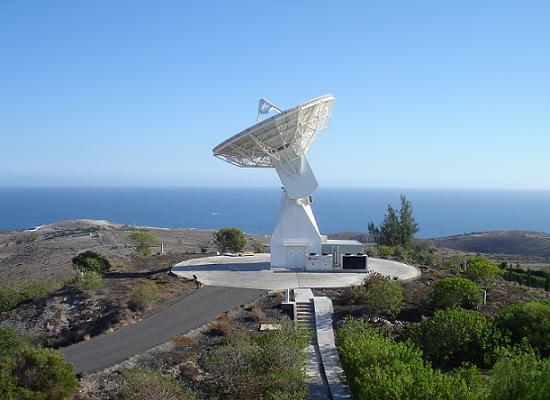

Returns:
0,281,64,312
128,281,160,311
12,347,77,400
121,368,197,400
337,319,478,400
129,232,160,256
250,239,266,253
431,277,482,310
74,271,104,292
338,285,369,305
494,300,550,357
204,319,309,399
0,334,77,400
364,276,404,318
212,227,246,252
72,250,111,274
487,347,550,400
0,287,24,312
464,256,502,288
404,307,503,370
378,245,395,258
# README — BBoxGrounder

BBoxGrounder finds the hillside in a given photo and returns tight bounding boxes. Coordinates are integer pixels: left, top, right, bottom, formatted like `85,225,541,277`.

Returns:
433,231,550,259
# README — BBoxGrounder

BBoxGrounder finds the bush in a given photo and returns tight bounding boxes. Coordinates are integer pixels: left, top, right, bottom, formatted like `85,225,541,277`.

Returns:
12,347,78,400
212,227,246,252
250,239,266,253
337,319,478,400
128,281,160,311
338,285,369,305
0,281,64,312
364,276,404,318
487,347,550,400
74,271,104,292
404,307,503,370
204,319,309,399
129,232,160,256
431,277,482,310
0,330,77,400
378,245,395,258
495,300,550,357
121,368,198,400
464,256,502,288
71,250,111,274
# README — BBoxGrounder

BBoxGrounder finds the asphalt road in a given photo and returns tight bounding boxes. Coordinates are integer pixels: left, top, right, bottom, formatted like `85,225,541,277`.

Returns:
61,286,265,373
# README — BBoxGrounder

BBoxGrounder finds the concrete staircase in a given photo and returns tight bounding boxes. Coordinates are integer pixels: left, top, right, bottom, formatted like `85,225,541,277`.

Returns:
296,301,316,331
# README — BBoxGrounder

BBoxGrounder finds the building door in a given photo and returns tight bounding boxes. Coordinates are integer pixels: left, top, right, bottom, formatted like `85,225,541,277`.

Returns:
286,247,306,269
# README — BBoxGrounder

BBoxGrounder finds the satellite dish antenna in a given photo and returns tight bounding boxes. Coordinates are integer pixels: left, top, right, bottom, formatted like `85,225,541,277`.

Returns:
213,95,335,269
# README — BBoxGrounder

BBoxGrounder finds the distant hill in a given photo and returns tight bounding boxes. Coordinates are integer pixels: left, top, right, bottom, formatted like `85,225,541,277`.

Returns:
328,230,550,260
433,231,550,259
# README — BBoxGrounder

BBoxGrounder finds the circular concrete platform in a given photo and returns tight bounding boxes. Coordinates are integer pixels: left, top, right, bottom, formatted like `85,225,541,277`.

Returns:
172,254,420,290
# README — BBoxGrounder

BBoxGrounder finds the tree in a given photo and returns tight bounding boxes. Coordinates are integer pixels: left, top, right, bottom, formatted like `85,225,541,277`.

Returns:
71,250,111,274
129,232,160,256
431,277,483,310
398,195,419,248
212,228,246,252
369,195,419,248
379,205,401,246
364,276,404,318
367,222,380,245
494,300,550,357
404,307,503,370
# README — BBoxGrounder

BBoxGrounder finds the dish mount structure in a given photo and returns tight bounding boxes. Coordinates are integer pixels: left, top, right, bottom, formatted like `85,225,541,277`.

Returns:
213,95,335,269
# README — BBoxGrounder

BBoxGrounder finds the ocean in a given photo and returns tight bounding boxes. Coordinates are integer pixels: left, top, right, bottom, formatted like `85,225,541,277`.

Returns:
1,187,550,239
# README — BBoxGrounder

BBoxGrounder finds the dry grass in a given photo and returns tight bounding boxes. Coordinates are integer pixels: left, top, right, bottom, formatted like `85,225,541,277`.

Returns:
208,314,233,336
172,335,198,347
250,304,267,322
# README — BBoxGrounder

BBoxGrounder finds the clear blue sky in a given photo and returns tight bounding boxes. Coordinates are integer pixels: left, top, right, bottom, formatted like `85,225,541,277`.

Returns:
1,1,549,189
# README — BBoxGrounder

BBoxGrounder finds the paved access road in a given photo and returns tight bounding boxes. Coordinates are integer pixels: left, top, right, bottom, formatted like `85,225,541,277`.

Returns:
61,286,264,373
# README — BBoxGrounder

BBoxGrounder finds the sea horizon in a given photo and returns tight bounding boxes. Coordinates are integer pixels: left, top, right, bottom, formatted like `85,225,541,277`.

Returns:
2,186,550,238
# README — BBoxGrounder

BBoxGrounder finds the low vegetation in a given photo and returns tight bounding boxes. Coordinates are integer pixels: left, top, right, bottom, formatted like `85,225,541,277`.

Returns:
127,280,160,311
203,319,310,399
121,368,198,400
71,250,111,274
403,307,504,370
129,231,160,256
464,255,503,288
73,270,105,292
0,280,65,312
250,238,266,253
337,319,550,400
494,300,550,357
431,277,482,310
212,227,246,252
0,327,78,399
339,276,404,318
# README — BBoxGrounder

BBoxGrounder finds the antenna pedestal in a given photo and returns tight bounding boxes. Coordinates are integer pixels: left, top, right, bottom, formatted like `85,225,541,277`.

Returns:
270,191,321,269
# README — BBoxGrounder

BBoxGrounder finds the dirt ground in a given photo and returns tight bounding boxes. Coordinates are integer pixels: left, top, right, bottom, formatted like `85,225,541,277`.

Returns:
0,220,265,348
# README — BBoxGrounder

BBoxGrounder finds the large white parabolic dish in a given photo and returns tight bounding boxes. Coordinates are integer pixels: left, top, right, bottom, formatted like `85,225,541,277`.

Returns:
213,95,334,169
212,95,335,269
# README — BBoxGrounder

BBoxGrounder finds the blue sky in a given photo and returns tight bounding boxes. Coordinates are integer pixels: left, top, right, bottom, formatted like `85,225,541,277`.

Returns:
1,1,549,189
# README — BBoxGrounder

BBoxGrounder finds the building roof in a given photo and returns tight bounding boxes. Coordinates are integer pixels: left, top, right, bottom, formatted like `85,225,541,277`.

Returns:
323,239,363,246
